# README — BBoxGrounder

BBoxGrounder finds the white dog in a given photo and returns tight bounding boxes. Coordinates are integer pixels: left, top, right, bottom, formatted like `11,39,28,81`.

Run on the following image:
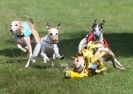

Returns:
40,23,64,66
10,17,41,68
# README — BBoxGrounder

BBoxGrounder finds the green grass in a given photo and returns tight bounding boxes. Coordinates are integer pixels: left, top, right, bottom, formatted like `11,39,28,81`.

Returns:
0,0,133,94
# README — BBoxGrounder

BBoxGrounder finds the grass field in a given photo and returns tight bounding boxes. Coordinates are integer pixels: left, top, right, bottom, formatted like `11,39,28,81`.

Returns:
0,0,133,94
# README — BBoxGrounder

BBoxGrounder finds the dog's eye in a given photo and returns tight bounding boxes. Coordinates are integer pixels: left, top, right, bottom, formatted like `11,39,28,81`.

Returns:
49,33,53,36
92,28,95,30
56,33,58,35
99,27,102,30
76,59,79,62
15,24,17,26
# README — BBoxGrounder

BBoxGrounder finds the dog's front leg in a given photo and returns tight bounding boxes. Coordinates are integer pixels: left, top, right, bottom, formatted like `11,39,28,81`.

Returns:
16,38,27,52
52,54,56,60
40,44,49,63
78,38,87,52
53,44,64,60
17,44,27,52
40,52,49,63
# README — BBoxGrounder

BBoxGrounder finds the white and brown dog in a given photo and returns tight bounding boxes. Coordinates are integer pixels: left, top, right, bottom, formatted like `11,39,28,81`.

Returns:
10,17,41,68
40,23,64,66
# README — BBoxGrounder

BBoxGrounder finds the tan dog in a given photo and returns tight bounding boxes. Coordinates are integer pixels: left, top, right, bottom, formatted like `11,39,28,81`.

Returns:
10,17,41,68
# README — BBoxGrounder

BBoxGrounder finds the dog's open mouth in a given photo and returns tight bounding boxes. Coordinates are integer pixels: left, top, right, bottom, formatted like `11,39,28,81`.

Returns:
52,40,59,44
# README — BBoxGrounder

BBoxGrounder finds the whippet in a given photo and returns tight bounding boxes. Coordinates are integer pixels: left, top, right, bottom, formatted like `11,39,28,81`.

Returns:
40,23,64,66
78,20,126,71
10,17,41,68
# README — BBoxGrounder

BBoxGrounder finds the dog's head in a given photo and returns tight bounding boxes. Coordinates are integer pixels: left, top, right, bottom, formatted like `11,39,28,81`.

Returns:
10,21,21,34
92,20,105,40
72,54,85,72
46,23,60,44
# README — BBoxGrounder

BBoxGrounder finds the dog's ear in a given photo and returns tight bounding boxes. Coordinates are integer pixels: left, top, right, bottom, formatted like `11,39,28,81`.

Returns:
25,15,34,24
11,14,20,21
100,20,105,29
92,19,97,28
71,52,82,59
46,22,51,30
71,56,76,59
56,23,61,30
100,20,105,26
71,53,78,59
94,19,97,24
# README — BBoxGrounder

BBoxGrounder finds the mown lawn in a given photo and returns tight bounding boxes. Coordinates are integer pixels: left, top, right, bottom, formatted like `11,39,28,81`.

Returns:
0,0,133,94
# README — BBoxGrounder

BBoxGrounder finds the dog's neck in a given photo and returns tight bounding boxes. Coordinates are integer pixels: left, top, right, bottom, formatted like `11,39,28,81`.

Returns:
16,21,24,35
44,35,54,44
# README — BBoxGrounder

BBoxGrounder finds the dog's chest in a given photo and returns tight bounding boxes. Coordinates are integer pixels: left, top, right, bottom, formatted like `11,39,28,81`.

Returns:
45,45,54,57
41,36,57,57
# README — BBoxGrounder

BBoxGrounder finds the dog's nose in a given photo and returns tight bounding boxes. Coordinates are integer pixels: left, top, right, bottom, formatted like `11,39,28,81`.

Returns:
10,29,13,32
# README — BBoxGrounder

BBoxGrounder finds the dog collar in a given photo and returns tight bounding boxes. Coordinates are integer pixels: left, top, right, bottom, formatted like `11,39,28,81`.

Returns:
16,34,24,37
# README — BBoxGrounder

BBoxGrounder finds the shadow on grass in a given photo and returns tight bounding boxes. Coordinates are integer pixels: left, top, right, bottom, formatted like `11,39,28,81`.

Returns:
0,32,133,59
32,64,51,69
0,48,26,57
59,32,133,58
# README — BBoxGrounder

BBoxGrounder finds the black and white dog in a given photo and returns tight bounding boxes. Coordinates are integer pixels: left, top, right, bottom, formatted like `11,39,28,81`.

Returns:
78,20,126,71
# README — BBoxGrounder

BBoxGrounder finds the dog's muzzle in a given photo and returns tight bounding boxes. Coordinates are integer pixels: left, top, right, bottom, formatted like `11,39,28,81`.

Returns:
93,32,100,40
51,37,59,44
52,40,59,44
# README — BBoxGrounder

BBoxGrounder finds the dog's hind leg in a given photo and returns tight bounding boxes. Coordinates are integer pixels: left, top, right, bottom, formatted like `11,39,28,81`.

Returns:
24,37,33,67
113,58,126,71
108,50,126,71
107,52,126,71
25,58,31,68
32,43,41,58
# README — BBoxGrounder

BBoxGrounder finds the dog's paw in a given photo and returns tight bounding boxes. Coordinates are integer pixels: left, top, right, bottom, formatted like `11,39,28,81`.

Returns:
51,62,54,67
60,55,64,60
43,60,47,63
30,59,36,64
25,63,29,68
116,66,126,71
22,49,27,53
43,57,49,63
46,57,50,61
60,63,69,71
43,56,49,63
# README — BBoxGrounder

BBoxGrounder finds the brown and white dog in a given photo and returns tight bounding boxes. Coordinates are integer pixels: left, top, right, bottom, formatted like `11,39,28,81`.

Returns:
10,17,41,68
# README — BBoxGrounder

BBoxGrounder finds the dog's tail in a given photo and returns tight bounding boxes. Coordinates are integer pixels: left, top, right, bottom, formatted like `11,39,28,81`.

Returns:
25,15,34,24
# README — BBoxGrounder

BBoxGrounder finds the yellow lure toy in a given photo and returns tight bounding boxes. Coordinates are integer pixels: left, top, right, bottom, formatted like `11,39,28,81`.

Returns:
64,41,108,79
